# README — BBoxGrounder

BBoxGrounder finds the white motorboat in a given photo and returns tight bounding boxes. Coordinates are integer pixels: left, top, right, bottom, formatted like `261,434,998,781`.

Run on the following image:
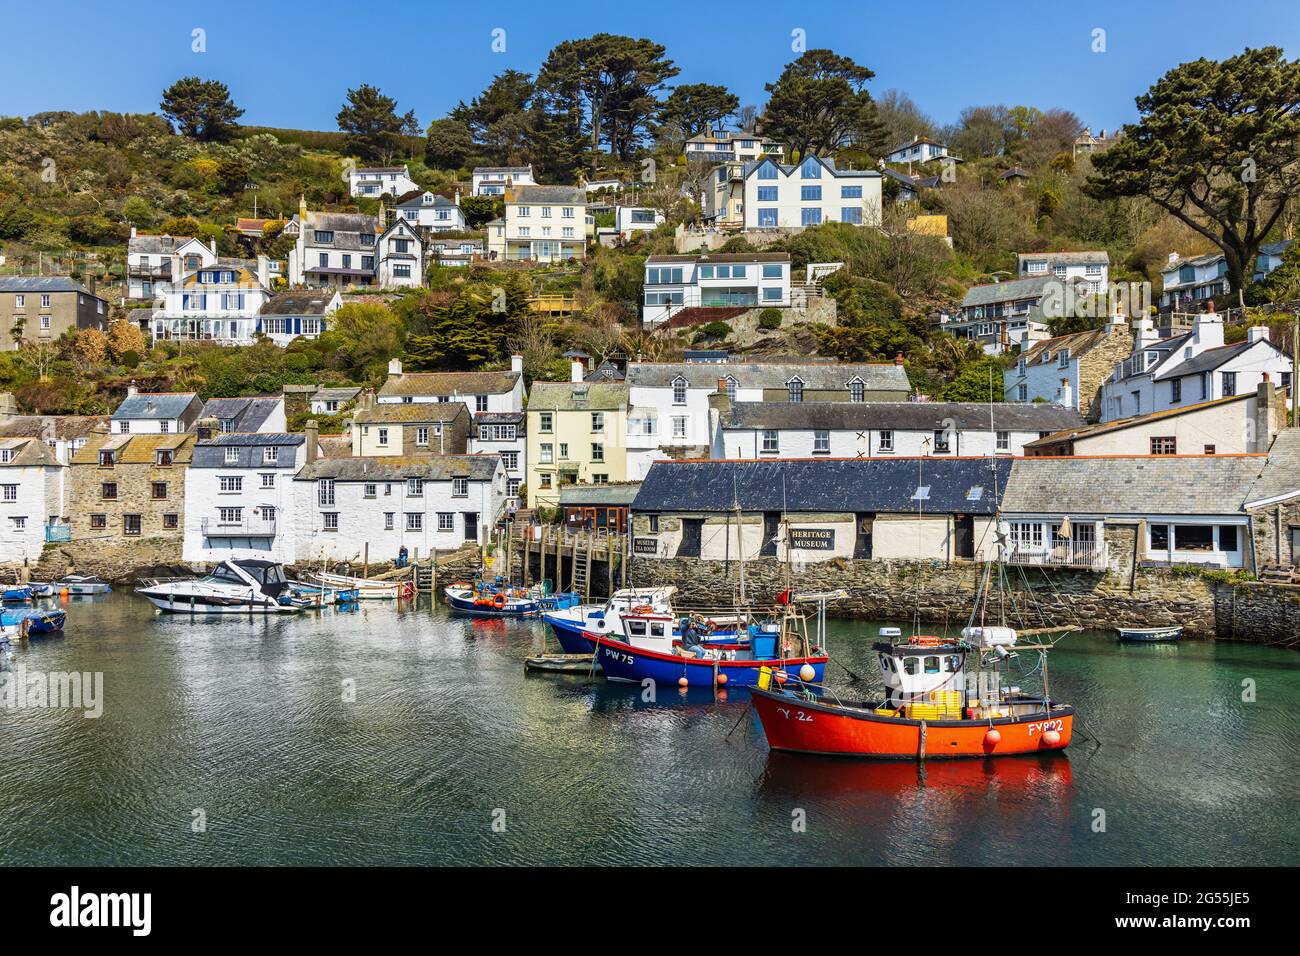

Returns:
52,574,113,595
136,559,309,614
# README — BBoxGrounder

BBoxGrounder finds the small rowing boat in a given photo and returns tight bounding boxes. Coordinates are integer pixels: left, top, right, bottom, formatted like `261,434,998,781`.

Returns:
1,607,67,636
1117,625,1183,642
53,575,112,595
1,586,33,603
524,653,596,674
307,571,412,601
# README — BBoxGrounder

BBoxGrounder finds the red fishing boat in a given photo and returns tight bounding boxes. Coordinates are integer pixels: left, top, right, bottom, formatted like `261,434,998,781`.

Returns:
752,624,1074,760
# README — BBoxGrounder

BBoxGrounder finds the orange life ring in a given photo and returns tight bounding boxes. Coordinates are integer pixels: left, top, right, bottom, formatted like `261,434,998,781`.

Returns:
630,605,654,615
493,593,507,609
912,634,942,646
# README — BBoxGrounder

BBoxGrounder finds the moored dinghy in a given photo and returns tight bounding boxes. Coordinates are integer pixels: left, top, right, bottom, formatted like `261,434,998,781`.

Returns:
1117,625,1183,642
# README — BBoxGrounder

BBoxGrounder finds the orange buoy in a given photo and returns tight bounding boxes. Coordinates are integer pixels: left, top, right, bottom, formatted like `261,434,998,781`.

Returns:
984,728,1002,747
678,676,688,688
1042,729,1061,746
774,670,788,684
716,672,728,686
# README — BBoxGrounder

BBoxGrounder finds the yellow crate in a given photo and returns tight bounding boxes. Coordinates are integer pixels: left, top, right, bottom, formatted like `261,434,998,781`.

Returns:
873,707,898,717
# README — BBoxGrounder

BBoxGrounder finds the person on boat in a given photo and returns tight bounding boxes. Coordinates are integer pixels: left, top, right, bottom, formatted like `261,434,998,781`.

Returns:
680,621,709,658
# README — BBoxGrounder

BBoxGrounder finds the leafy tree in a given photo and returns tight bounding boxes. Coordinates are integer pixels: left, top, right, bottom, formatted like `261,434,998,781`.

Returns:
319,302,404,379
106,319,146,362
536,34,679,173
404,273,530,368
337,85,406,164
660,83,739,139
874,89,936,151
160,77,244,141
460,195,503,228
762,50,888,158
1087,47,1300,307
424,117,475,170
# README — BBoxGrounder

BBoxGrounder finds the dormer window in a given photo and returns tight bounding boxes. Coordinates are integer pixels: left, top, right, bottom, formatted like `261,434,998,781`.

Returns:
99,450,115,467
672,377,687,405
787,378,804,403
725,376,738,401
849,379,865,403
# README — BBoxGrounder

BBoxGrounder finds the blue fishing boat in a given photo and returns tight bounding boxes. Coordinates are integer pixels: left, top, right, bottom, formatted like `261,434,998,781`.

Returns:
545,586,742,655
589,630,827,688
2,607,67,635
444,577,540,616
1,586,33,603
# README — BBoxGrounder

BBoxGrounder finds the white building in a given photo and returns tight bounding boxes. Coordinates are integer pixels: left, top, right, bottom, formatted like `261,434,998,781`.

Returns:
884,136,950,166
199,397,287,435
284,200,381,289
623,359,912,479
1099,310,1293,422
427,236,483,267
150,258,274,345
1004,319,1133,419
642,253,792,327
1017,251,1109,292
710,401,1084,460
348,165,418,198
182,432,310,565
1158,242,1295,311
472,166,535,197
684,133,783,164
953,275,1096,355
485,185,587,262
293,454,506,562
111,390,204,435
377,357,525,414
376,218,426,288
308,387,362,416
0,438,64,564
258,290,341,346
0,415,106,465
742,155,882,230
125,230,216,301
394,191,466,232
467,411,525,506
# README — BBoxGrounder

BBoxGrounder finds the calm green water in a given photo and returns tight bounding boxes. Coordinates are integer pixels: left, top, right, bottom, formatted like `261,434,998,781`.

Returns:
0,593,1296,866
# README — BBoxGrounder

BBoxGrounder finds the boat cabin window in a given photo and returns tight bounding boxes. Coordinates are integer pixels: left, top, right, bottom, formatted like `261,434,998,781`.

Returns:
627,621,647,637
903,657,919,675
208,565,246,585
878,653,895,671
946,655,962,672
650,622,665,637
924,656,940,674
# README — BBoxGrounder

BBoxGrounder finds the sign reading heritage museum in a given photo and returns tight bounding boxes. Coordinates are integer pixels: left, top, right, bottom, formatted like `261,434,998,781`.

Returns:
633,537,659,555
789,528,835,550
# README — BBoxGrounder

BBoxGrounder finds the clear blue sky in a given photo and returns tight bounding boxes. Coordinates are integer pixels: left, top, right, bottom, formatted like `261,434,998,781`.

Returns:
2,0,1297,135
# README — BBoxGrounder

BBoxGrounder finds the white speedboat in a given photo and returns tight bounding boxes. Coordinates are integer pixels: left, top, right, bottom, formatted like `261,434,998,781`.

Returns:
136,559,309,614
53,575,113,595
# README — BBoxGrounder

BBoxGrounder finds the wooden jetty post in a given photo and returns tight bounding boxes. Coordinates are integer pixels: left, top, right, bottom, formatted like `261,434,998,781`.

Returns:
363,543,369,580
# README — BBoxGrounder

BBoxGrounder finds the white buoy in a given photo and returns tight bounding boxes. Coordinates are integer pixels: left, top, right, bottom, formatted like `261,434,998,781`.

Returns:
799,663,816,682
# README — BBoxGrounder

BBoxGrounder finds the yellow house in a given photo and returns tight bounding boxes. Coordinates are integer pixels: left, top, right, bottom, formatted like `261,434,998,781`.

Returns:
486,185,587,263
526,378,629,510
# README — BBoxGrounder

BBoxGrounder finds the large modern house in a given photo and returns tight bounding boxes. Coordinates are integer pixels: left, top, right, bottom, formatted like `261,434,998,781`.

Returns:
641,253,791,327
742,155,882,230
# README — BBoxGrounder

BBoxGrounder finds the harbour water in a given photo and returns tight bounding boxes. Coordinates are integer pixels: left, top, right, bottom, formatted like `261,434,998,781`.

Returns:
1,594,1296,866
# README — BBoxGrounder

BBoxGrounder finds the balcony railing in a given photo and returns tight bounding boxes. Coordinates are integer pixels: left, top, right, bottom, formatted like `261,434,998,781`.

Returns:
202,517,277,536
1004,542,1109,571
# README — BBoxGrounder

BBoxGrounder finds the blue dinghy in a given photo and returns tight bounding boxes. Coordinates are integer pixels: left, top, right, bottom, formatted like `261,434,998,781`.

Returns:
2,607,67,635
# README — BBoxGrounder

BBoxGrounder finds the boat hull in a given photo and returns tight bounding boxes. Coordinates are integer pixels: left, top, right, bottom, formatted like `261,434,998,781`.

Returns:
546,611,741,654
2,608,66,635
1117,626,1182,642
751,687,1074,760
445,590,539,616
590,633,826,687
138,591,301,614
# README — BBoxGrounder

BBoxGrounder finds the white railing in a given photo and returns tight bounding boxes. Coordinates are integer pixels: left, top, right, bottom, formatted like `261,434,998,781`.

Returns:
1005,542,1109,571
202,517,277,536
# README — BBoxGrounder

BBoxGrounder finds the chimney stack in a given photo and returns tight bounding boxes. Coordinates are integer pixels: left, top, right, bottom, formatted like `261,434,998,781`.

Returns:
570,359,584,384
257,254,270,289
1192,303,1224,349
894,352,905,365
130,226,137,239
127,382,139,399
388,358,403,378
1255,378,1275,453
305,420,319,464
1057,377,1074,409
1247,325,1270,344
510,354,524,374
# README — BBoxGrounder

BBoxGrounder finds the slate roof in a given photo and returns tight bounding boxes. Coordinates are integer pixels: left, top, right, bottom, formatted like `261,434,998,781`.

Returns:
200,397,281,432
112,392,201,421
528,382,629,411
1260,240,1294,257
353,403,468,425
473,411,524,425
192,433,304,469
1244,429,1300,506
1017,328,1107,367
626,361,911,393
720,401,1084,432
561,482,643,507
742,155,880,180
0,415,108,440
295,455,498,482
644,252,790,264
1000,455,1265,516
0,276,101,297
1154,340,1286,380
509,185,585,204
633,458,1010,515
396,192,456,209
1017,251,1109,269
961,275,1062,308
260,291,338,316
126,234,198,255
317,436,353,460
474,166,532,176
312,386,363,403
585,360,625,382
378,369,520,398
0,437,61,467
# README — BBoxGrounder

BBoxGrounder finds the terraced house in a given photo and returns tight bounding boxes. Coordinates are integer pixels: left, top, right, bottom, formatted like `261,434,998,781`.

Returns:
0,437,65,564
68,428,197,565
284,199,381,288
526,371,629,510
350,402,470,456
